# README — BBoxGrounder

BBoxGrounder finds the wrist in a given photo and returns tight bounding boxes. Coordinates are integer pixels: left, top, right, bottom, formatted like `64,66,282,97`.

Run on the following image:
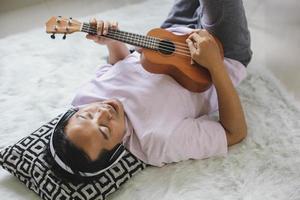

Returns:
209,62,234,88
208,60,225,75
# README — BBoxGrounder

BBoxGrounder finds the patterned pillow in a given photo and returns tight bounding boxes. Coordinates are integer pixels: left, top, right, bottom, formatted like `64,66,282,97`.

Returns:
0,113,147,200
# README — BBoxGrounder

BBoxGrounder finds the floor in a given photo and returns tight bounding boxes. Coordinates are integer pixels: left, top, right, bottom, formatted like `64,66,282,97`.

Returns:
244,0,300,101
0,0,299,101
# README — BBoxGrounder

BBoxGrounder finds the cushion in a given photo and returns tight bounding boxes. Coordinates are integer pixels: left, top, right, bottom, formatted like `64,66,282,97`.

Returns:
0,113,147,200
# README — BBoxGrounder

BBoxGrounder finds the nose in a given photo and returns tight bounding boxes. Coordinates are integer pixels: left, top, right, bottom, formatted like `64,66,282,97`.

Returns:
95,108,112,124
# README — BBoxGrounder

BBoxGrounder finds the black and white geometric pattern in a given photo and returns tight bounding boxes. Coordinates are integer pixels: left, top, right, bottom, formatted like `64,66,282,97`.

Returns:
0,114,147,200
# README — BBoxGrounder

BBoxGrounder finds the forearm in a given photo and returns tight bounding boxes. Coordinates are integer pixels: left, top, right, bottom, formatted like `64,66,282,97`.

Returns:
210,62,247,145
186,29,247,145
107,42,130,65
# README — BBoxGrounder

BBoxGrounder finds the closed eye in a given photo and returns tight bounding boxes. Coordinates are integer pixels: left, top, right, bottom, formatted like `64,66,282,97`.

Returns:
99,126,109,140
78,115,86,119
87,112,93,119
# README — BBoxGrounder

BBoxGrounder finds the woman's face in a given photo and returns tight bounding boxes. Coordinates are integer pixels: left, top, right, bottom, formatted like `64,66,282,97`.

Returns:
64,99,126,161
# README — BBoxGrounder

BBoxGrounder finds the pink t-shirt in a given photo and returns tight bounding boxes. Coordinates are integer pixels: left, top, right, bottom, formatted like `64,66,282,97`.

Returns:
71,28,247,167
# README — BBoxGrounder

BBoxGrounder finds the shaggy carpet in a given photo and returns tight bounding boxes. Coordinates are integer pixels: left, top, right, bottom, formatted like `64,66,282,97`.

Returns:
1,0,300,199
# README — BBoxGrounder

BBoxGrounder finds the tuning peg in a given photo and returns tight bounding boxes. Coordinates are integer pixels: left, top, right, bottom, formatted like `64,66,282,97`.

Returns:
51,33,55,39
66,17,72,25
62,34,67,40
56,16,61,23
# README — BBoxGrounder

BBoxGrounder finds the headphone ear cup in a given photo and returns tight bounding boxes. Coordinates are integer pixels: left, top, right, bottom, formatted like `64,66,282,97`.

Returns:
108,144,125,162
57,107,79,128
73,143,126,175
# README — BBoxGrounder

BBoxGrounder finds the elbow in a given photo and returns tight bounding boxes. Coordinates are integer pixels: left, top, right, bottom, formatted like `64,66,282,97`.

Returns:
226,126,247,146
236,124,248,144
235,116,248,142
240,124,248,141
237,121,248,142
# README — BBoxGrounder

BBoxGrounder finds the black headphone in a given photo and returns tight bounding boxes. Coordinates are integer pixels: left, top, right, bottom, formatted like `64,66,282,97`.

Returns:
49,108,126,177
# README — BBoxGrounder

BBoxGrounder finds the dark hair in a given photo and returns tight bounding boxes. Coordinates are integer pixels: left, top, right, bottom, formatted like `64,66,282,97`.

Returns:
45,138,94,183
44,110,119,183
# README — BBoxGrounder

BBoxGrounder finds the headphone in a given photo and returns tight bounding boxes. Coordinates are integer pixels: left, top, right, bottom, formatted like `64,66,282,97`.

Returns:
49,108,126,177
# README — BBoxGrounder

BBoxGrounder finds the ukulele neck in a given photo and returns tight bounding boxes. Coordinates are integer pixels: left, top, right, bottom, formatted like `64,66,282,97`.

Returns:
81,22,158,50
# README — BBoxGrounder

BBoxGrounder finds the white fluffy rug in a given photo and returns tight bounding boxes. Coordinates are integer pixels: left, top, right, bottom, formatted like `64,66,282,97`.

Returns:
1,0,300,199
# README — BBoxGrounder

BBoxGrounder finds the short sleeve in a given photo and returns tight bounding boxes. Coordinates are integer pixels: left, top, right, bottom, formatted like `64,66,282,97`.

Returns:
95,63,113,77
223,58,247,86
157,115,228,165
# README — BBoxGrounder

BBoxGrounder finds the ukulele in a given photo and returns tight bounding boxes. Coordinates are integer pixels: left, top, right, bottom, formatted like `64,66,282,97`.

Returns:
46,16,224,92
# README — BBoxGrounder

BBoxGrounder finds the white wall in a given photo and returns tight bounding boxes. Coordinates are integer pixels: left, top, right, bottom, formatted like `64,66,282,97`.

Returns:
0,0,44,12
0,0,144,38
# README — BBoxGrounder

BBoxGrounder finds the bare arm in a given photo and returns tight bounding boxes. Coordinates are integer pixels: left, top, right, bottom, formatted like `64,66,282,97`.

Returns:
210,62,247,146
186,30,247,146
86,19,130,65
106,41,130,65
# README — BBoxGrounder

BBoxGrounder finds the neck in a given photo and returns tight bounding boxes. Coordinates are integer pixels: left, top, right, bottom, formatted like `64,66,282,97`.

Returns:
80,22,159,50
123,114,134,141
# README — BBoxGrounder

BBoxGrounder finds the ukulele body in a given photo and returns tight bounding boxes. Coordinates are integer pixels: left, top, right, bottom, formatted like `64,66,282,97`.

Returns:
141,28,220,93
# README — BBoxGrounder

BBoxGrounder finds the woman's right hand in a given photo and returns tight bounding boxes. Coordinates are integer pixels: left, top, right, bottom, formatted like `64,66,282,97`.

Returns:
186,29,223,72
86,18,119,46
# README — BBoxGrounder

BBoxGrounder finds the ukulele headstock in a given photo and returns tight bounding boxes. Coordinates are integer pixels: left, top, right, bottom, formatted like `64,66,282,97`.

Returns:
45,16,81,39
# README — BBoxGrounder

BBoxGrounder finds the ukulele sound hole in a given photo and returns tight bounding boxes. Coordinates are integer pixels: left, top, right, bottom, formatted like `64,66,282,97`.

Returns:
158,40,175,55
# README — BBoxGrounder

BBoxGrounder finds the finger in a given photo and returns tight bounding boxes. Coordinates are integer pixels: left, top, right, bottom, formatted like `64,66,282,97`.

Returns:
135,47,143,53
189,34,201,52
186,39,197,64
103,21,110,35
86,34,93,39
86,34,97,41
195,29,208,36
197,29,214,42
190,28,201,34
188,32,203,44
97,20,104,36
95,35,104,43
111,21,118,30
90,18,97,27
186,38,197,55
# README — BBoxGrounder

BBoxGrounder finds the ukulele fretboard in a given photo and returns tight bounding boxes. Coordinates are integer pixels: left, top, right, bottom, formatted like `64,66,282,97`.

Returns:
81,22,160,50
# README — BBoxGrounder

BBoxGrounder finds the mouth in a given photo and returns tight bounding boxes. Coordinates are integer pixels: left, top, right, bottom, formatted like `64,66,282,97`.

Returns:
104,101,120,115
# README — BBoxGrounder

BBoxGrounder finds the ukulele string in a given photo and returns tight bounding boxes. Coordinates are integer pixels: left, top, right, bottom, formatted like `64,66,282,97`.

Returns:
80,24,192,58
105,30,192,57
84,28,192,57
105,29,192,53
84,28,192,58
78,22,192,55
80,23,191,52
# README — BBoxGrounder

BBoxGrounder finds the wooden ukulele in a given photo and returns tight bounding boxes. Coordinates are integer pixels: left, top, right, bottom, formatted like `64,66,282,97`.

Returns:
46,16,224,92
